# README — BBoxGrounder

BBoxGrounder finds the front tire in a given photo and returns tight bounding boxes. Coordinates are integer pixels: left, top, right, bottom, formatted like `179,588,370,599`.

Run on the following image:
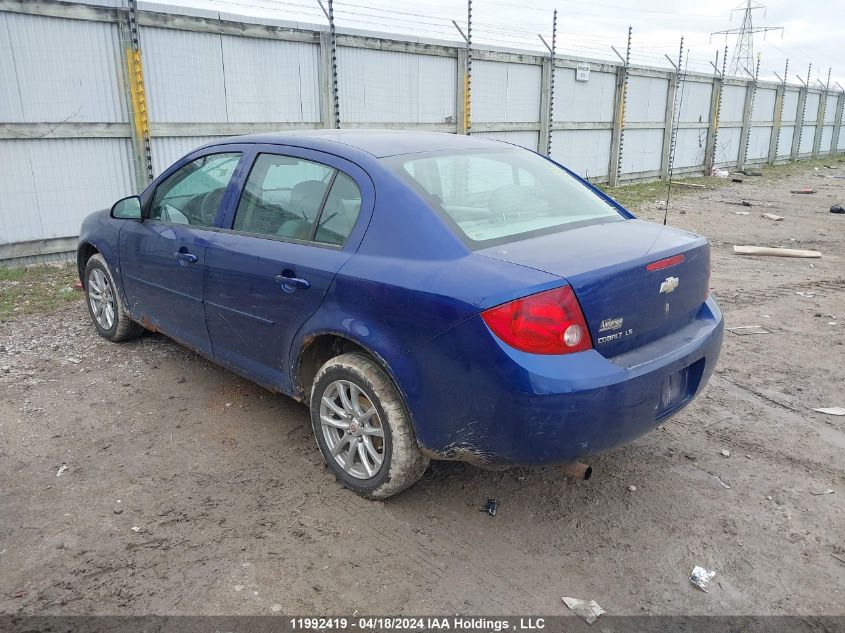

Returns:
84,254,144,342
310,352,429,499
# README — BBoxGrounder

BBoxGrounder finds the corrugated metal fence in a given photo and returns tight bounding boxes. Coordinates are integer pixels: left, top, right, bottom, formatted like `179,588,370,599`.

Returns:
1,0,844,264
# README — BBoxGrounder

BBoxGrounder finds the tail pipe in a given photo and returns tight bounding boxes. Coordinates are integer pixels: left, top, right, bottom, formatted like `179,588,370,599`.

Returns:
560,461,592,480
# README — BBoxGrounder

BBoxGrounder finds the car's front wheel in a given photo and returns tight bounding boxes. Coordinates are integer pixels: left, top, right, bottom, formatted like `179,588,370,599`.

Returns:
84,254,144,342
310,352,429,499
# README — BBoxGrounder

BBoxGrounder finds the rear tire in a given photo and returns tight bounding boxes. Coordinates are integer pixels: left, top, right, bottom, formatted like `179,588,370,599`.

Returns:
310,352,429,499
84,254,144,342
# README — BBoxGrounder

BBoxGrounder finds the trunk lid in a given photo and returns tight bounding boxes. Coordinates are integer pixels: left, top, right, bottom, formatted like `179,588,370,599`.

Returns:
478,218,710,357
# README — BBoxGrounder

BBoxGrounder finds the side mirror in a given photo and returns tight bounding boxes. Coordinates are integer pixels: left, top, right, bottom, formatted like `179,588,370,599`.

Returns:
111,195,142,220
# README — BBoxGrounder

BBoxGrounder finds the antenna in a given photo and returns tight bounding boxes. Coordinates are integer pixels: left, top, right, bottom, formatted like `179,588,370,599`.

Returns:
711,1,783,76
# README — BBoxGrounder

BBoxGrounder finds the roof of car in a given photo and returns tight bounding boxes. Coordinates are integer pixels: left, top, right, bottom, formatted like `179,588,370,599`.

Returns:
205,129,513,159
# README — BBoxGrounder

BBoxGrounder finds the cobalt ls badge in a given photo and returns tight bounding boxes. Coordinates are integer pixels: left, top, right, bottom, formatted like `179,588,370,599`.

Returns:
659,276,679,294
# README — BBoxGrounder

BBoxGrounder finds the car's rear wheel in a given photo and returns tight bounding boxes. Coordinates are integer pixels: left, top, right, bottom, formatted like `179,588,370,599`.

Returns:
310,352,429,499
84,254,144,342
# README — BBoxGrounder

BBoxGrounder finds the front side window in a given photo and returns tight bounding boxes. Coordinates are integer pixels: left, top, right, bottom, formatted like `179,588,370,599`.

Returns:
150,153,241,227
233,154,362,246
387,149,621,247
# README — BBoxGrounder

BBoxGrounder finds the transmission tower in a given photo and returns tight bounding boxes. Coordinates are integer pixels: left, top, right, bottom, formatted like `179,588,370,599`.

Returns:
711,0,783,76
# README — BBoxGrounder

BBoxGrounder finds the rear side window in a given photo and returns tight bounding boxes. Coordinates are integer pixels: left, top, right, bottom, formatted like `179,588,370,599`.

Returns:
388,149,620,247
314,173,362,246
150,152,241,227
233,153,362,246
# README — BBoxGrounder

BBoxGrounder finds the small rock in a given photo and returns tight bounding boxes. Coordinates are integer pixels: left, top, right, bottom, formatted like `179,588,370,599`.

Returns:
628,485,637,492
66,357,82,364
113,508,123,515
271,604,282,613
720,449,731,458
131,526,141,532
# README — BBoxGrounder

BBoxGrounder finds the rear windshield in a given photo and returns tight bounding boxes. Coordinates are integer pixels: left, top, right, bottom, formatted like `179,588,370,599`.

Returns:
386,148,621,247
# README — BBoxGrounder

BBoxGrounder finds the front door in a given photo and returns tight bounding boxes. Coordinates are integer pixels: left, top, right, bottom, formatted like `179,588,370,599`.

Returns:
204,150,367,392
120,151,242,356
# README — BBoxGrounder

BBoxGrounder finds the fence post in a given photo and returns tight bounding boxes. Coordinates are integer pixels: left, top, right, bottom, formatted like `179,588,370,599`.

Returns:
704,75,723,174
832,92,844,156
812,89,826,158
768,82,785,165
736,78,756,171
660,71,679,181
538,58,553,155
120,0,153,188
319,33,338,129
607,66,626,186
455,48,468,134
791,87,807,161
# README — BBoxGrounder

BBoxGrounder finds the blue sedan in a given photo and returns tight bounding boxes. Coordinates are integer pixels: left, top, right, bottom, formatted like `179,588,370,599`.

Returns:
78,130,723,498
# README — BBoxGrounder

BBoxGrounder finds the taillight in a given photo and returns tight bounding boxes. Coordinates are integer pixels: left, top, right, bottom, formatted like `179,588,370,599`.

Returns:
646,253,685,271
481,286,592,355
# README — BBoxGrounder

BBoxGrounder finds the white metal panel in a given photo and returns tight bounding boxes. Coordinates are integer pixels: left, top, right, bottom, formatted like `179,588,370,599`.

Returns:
714,126,741,164
776,125,794,158
337,48,456,123
824,94,838,123
798,125,816,154
626,75,668,123
221,36,320,123
472,60,541,123
553,68,615,123
0,138,135,244
751,88,776,122
746,126,772,160
471,130,539,152
677,81,712,124
151,136,222,177
141,27,227,123
820,126,834,152
549,129,611,178
0,12,126,123
803,92,820,122
782,90,800,123
839,128,845,150
720,85,747,123
621,128,663,174
673,128,707,168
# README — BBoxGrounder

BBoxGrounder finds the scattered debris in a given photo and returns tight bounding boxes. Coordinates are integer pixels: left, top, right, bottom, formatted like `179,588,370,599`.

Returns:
732,178,744,183
73,280,83,290
689,566,716,592
831,204,844,214
628,485,637,492
790,188,816,194
483,498,498,517
733,245,822,258
727,325,771,336
810,489,834,496
813,407,845,416
66,357,82,364
720,449,731,458
56,464,68,477
131,526,141,532
734,211,750,216
711,474,731,489
742,169,762,177
761,213,783,221
113,507,123,514
671,181,706,189
13,589,28,599
271,604,283,613
795,291,816,298
711,168,729,178
562,597,606,625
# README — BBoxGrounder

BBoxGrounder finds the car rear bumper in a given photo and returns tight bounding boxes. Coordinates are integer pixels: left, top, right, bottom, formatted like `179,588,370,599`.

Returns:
389,296,723,466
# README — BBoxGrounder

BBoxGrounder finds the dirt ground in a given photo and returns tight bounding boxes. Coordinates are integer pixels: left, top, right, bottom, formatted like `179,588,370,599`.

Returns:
1,162,843,618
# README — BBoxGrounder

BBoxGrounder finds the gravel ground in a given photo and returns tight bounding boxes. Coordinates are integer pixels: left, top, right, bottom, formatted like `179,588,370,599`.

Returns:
1,164,843,617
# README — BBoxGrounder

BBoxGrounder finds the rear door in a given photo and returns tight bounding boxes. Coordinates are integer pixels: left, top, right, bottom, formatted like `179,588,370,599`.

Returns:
203,146,372,392
120,151,243,356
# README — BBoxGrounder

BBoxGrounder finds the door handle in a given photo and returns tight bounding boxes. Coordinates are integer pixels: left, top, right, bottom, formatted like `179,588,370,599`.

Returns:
174,251,198,265
274,272,311,293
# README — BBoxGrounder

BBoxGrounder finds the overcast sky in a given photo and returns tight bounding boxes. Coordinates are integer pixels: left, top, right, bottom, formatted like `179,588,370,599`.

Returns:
152,0,845,87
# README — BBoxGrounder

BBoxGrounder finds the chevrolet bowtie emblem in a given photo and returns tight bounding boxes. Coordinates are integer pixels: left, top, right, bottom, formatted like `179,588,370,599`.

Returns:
660,276,679,294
